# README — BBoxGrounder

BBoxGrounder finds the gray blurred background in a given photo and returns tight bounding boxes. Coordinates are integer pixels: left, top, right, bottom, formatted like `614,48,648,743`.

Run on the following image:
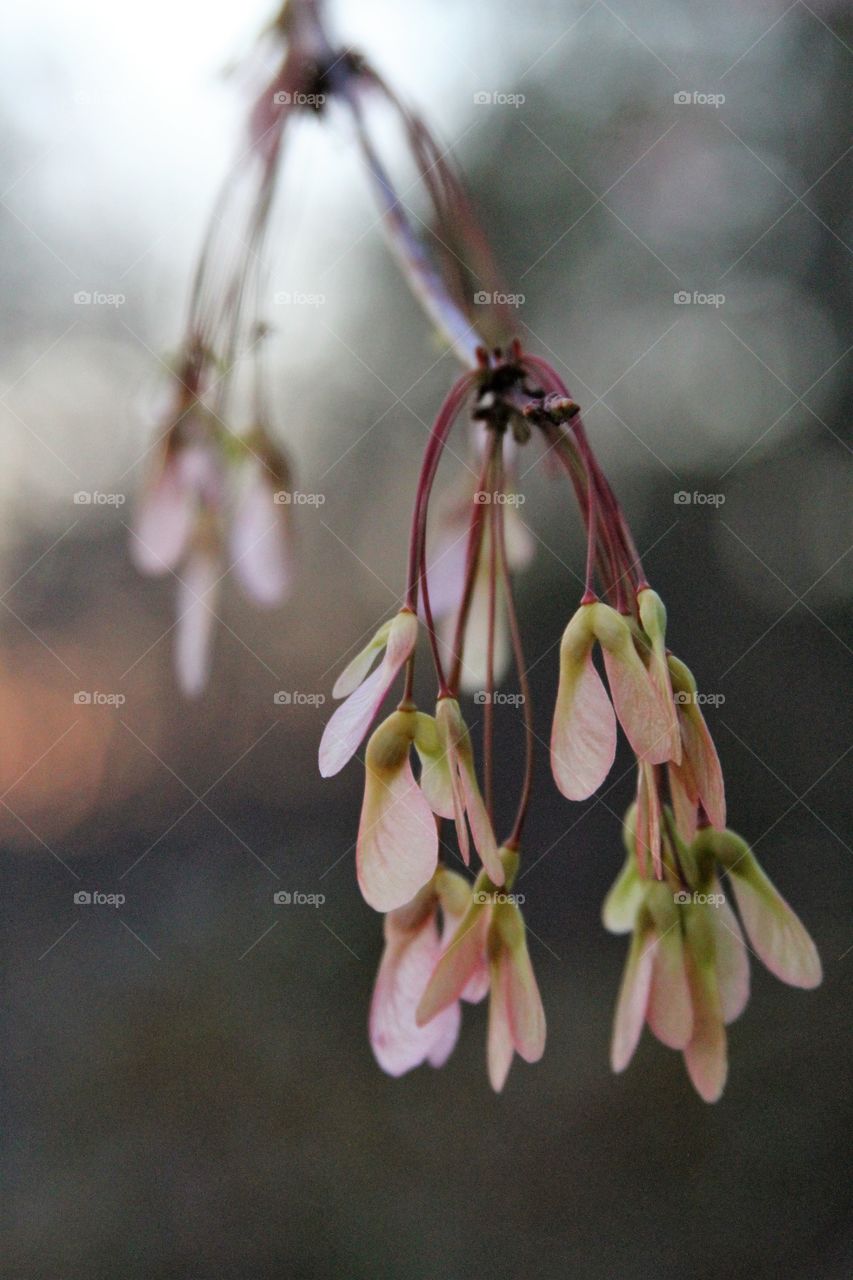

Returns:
3,1,851,1276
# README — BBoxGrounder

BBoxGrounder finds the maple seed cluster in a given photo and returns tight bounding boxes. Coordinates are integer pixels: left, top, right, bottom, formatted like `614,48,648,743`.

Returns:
133,0,820,1097
320,341,821,1097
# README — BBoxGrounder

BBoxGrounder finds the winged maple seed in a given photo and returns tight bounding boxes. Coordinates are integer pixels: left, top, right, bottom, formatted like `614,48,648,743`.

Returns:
605,816,821,1101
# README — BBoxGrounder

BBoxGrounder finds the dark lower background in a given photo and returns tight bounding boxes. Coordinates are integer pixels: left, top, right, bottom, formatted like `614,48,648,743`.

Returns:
3,1,852,1276
6,498,851,1279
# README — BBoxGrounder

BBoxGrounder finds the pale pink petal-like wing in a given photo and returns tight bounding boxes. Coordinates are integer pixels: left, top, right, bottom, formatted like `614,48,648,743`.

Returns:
177,442,224,505
712,887,750,1024
356,755,438,913
646,770,662,879
230,470,291,606
668,757,698,846
370,936,421,1075
425,1001,462,1067
487,951,515,1092
458,761,504,884
683,943,728,1103
635,763,662,879
319,612,417,777
369,919,460,1076
422,520,469,621
503,505,535,571
727,855,821,989
636,590,681,764
635,766,650,872
319,664,389,777
417,752,455,820
460,962,490,1005
413,715,455,821
456,576,512,694
443,738,471,866
611,921,656,1073
679,708,726,829
646,653,681,764
551,649,617,801
646,924,693,1050
174,551,219,698
440,906,490,1004
602,647,673,766
454,505,533,692
505,939,547,1063
436,700,484,869
332,623,391,699
131,466,194,575
417,904,488,1025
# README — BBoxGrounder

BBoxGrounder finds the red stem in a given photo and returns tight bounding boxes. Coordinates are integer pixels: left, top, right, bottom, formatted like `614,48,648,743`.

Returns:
448,445,493,694
483,442,500,821
404,372,478,695
493,453,534,848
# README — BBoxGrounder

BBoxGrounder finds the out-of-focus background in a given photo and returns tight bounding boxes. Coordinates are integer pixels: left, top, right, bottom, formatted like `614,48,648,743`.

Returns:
3,1,851,1276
